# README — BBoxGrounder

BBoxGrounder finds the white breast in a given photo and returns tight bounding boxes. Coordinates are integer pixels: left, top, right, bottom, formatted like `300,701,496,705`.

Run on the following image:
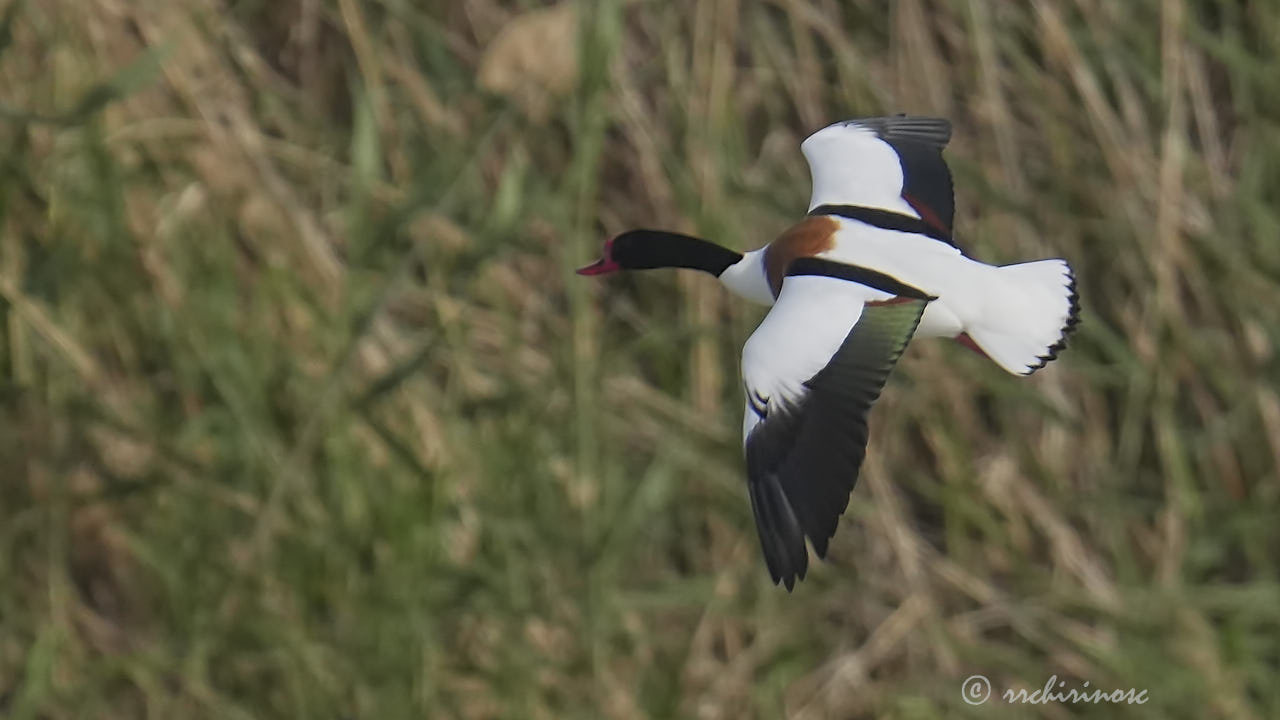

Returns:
717,249,775,306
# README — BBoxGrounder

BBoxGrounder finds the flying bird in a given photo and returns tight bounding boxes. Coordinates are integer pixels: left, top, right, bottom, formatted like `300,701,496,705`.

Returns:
577,116,1079,590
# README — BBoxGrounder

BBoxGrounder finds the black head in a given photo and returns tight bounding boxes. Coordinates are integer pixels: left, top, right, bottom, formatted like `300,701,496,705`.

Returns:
576,230,743,277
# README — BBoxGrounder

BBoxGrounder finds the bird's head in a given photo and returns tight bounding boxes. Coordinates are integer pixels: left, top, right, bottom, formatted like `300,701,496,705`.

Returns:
575,236,623,275
577,230,744,277
575,231,679,275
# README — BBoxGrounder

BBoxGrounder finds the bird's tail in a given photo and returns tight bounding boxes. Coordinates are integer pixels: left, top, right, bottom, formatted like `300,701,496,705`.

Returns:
962,259,1080,375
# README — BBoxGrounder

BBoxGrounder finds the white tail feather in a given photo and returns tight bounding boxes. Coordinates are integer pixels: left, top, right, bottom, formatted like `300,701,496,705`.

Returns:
964,259,1079,375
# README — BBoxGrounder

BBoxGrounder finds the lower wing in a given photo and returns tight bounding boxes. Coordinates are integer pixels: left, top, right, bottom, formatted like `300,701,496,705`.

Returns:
741,262,932,590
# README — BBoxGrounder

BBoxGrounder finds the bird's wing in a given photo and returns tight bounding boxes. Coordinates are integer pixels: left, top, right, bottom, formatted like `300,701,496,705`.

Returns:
741,262,931,590
801,115,956,242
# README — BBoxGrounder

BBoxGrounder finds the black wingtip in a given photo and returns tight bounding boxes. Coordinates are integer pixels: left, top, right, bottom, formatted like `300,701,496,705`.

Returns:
776,560,805,592
811,534,830,559
847,115,953,148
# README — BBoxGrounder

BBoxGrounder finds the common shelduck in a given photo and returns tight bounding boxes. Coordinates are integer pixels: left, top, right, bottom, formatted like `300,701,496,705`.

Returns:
578,116,1080,590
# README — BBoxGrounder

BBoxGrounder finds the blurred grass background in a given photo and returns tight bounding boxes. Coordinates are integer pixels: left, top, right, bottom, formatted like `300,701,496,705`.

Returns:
2,0,1279,717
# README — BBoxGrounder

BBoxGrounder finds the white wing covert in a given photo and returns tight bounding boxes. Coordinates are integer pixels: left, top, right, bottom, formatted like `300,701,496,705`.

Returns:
802,116,956,245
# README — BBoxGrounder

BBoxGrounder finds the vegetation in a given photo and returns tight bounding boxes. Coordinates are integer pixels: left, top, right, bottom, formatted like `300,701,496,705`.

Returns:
3,0,1278,717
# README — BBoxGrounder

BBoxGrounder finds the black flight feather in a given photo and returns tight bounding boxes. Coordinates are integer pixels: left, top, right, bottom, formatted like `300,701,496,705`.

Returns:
843,115,957,242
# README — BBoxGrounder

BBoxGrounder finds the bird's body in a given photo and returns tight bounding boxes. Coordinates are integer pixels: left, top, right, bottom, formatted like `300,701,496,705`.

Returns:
578,116,1080,589
718,218,969,331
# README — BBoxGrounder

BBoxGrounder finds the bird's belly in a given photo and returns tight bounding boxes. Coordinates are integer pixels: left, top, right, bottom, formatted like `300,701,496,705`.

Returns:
917,301,964,338
818,232,988,338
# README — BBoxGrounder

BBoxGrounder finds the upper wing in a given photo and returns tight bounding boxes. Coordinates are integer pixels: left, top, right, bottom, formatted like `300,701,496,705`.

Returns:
740,267,930,590
801,115,955,241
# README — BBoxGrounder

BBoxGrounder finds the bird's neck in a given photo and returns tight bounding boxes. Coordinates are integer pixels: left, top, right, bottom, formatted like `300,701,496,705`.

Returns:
614,230,774,305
